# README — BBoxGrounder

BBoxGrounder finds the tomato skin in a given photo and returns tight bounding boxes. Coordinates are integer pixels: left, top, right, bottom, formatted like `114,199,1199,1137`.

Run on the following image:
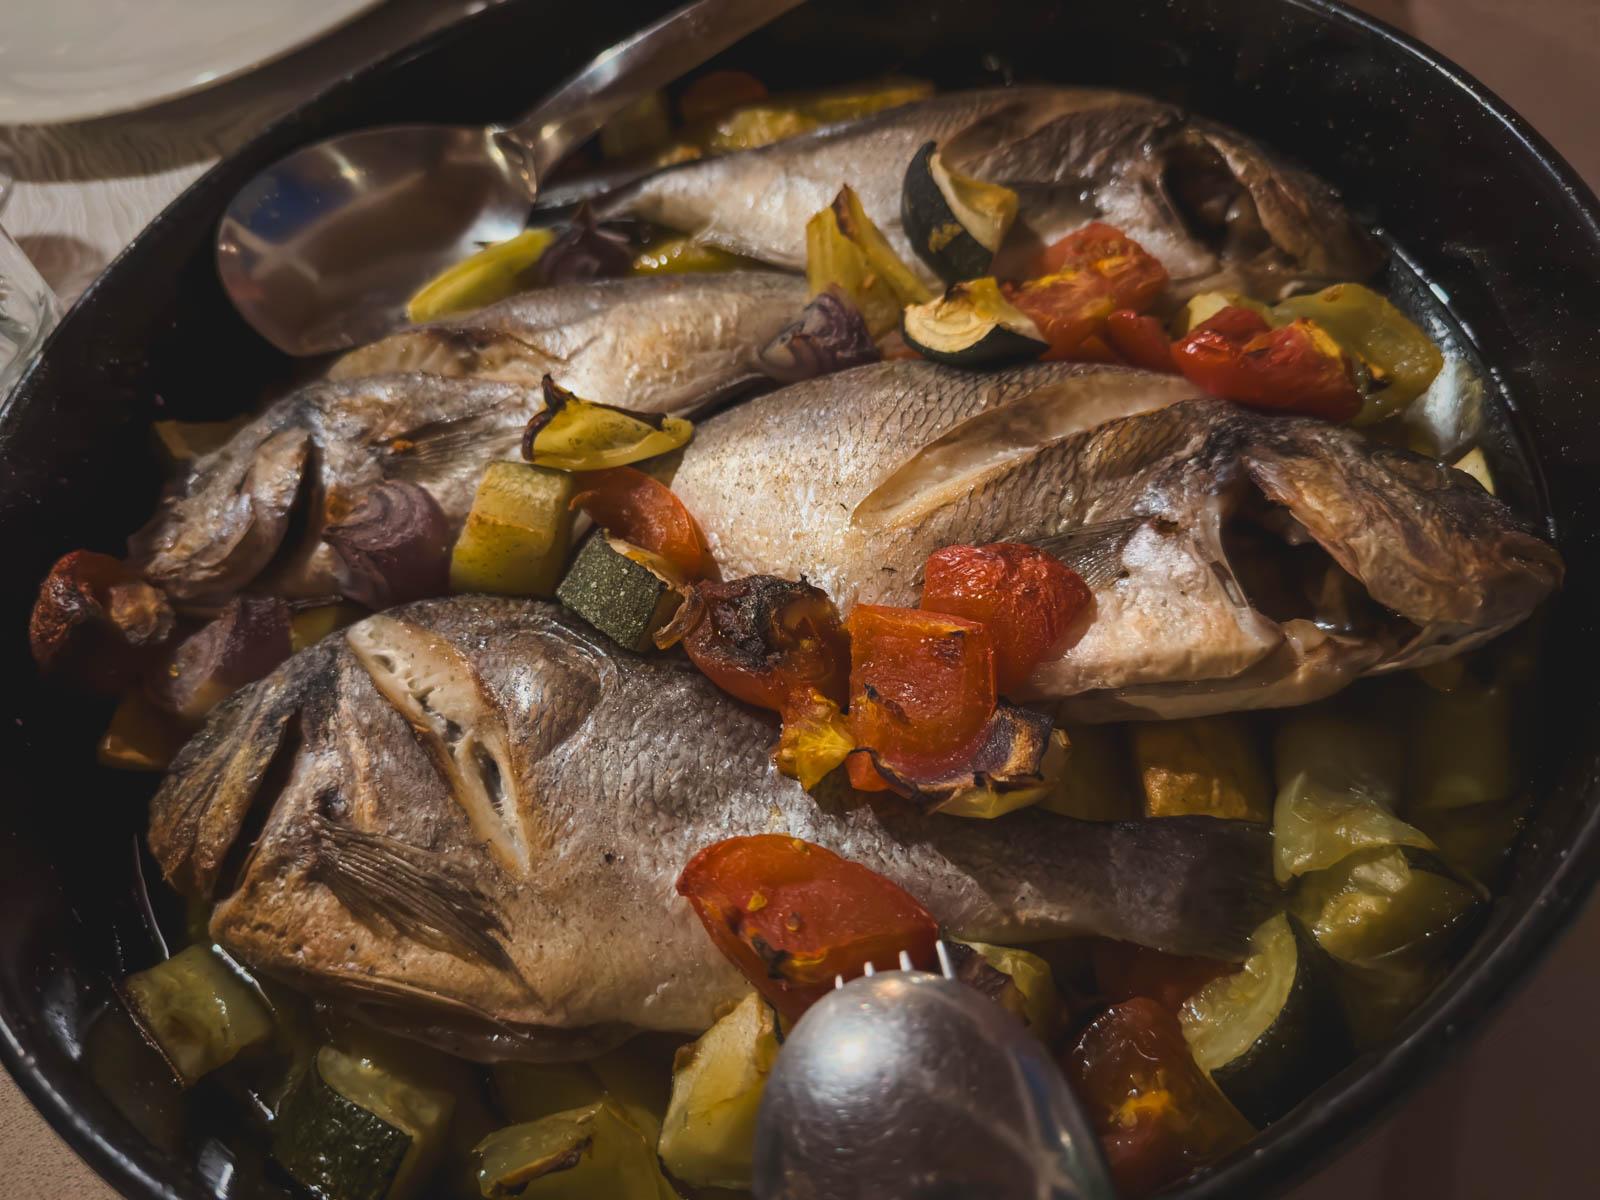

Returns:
846,605,997,778
676,835,939,1022
678,70,769,123
1009,224,1169,358
1105,310,1179,374
1090,939,1239,1013
1172,307,1363,422
921,543,1090,696
1063,997,1254,1198
677,575,850,711
845,748,896,792
572,466,710,578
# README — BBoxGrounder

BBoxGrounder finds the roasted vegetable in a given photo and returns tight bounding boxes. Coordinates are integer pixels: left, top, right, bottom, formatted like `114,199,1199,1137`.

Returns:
572,465,709,579
1408,793,1531,881
151,415,253,464
449,461,576,597
694,79,933,153
629,234,757,276
678,70,768,124
1062,996,1254,1198
1130,715,1271,821
1037,721,1139,822
900,277,1048,366
406,229,556,323
804,186,931,336
1452,445,1495,493
474,1097,674,1199
1172,306,1362,422
1104,309,1177,373
30,550,175,693
324,481,453,609
772,687,856,790
1272,707,1430,883
599,91,673,161
1274,283,1443,425
1180,914,1347,1127
1173,291,1273,334
492,1062,606,1125
121,945,274,1088
676,834,940,1023
950,939,1063,1042
522,376,693,471
1292,846,1484,971
289,603,367,652
538,204,633,286
1329,958,1446,1051
1406,678,1516,812
920,542,1090,695
835,185,932,306
1008,224,1169,359
275,1045,455,1200
757,287,881,382
1091,939,1238,1014
556,533,683,652
97,690,187,771
900,140,1019,282
659,991,781,1189
145,596,292,724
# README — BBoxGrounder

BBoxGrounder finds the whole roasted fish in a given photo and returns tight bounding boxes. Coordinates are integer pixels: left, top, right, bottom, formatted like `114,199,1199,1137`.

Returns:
149,597,1278,1060
127,272,808,606
595,87,1381,297
669,360,1562,719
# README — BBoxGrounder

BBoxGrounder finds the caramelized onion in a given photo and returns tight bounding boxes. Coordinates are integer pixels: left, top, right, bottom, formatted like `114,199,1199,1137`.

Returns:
322,482,452,610
29,550,175,693
145,597,292,724
758,288,881,382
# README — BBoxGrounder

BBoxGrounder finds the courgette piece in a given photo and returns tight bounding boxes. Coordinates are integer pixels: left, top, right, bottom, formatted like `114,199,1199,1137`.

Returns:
120,945,274,1088
831,186,933,307
406,229,557,323
273,1045,455,1200
1291,845,1485,972
1036,721,1137,821
1272,709,1432,884
901,141,1019,282
556,533,682,652
1180,914,1347,1127
901,277,1048,366
950,940,1062,1043
449,462,576,597
1405,679,1516,812
1408,793,1531,881
522,378,694,472
1330,957,1447,1052
659,992,781,1190
474,1097,672,1200
1130,715,1271,821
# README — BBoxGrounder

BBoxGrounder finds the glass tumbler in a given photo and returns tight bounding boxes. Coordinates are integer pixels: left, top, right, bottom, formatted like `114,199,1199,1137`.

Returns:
0,160,60,400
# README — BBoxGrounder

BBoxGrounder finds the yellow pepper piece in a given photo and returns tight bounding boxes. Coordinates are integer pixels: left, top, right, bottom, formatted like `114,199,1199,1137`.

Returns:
523,378,693,471
773,689,855,790
405,228,556,323
1131,716,1271,821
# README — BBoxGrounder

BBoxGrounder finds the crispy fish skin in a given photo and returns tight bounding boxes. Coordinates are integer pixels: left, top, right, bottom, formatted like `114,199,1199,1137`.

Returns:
329,271,807,409
149,597,1279,1059
669,361,1561,717
595,87,1381,296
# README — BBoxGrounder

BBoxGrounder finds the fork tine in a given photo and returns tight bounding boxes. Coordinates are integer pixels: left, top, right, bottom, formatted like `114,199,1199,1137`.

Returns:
862,961,877,977
934,939,954,979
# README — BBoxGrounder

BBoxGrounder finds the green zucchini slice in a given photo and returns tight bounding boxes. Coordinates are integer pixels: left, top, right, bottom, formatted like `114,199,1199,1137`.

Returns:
901,140,1019,282
273,1045,455,1200
901,277,1047,366
120,944,273,1088
1180,914,1347,1128
555,533,683,652
474,1096,673,1199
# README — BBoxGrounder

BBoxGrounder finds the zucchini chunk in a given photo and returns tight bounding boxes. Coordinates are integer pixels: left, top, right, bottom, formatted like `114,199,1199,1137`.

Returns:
522,377,694,472
1131,715,1271,820
120,945,273,1088
1292,845,1485,971
1180,914,1347,1127
659,992,781,1189
901,141,1019,282
1036,721,1137,821
949,940,1063,1042
449,461,576,597
901,277,1048,366
274,1045,455,1200
556,533,683,652
474,1097,673,1200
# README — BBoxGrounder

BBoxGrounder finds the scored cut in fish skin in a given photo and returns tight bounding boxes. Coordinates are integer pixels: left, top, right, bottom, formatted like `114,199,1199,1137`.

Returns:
595,86,1382,297
126,272,810,607
329,271,808,411
148,597,1280,1061
669,360,1562,718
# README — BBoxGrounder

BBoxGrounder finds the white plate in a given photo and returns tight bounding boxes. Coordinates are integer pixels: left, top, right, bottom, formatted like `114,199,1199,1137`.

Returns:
0,0,386,125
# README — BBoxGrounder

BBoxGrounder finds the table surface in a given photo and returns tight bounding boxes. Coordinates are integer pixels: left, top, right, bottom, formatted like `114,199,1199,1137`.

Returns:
3,0,1597,1196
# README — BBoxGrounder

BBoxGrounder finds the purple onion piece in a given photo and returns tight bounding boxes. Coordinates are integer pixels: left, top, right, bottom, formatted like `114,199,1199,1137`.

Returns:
322,481,452,611
758,288,881,382
538,201,633,285
145,596,292,723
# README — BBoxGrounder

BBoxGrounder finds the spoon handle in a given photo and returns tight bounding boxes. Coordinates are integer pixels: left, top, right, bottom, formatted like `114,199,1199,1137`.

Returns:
496,0,808,187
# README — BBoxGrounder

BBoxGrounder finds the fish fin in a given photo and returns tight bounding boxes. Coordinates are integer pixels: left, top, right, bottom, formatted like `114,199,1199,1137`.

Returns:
308,811,517,975
1033,516,1152,589
379,411,523,482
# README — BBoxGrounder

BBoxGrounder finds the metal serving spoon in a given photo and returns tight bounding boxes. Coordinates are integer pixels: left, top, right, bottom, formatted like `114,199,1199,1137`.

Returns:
752,948,1118,1200
216,0,806,357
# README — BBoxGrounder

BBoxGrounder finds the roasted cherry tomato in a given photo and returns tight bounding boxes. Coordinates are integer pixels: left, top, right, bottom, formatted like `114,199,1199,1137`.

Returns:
1008,224,1169,358
678,69,769,124
676,835,939,1022
1171,306,1363,422
845,747,896,792
572,465,710,578
1063,997,1254,1198
672,575,850,710
1090,939,1239,1014
921,543,1090,696
846,605,997,778
1105,310,1178,374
